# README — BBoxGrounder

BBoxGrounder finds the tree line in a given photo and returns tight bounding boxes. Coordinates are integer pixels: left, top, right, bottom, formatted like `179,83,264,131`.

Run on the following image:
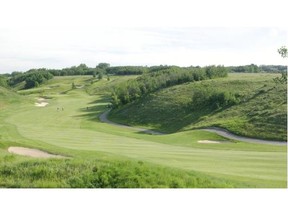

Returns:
228,64,286,73
7,70,54,89
0,63,286,90
110,65,228,108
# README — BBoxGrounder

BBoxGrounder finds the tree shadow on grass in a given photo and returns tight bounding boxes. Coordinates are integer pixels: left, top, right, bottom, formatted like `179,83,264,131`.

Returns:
133,103,241,134
72,95,110,121
87,95,110,105
72,93,243,134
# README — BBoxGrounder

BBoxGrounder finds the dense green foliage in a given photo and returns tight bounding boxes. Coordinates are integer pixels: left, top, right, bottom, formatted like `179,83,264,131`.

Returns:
111,65,228,107
107,66,148,75
8,69,54,89
0,157,239,188
49,64,96,76
229,64,260,73
228,64,286,73
2,63,286,91
259,65,287,73
191,89,240,111
110,73,287,140
4,64,105,89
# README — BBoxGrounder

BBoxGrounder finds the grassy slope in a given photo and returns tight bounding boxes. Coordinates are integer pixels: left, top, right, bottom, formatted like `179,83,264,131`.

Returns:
0,86,22,107
0,75,287,188
110,73,287,141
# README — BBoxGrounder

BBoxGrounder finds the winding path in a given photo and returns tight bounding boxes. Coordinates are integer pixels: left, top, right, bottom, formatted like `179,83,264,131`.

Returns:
99,110,287,145
99,110,164,135
202,127,287,145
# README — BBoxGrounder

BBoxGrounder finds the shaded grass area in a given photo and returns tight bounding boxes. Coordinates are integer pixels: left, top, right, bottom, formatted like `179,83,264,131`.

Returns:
109,73,287,141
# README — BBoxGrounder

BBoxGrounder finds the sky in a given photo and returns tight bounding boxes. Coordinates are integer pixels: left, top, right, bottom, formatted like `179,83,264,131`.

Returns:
0,0,287,73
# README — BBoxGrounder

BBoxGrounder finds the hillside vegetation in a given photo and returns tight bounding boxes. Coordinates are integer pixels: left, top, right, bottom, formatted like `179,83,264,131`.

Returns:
110,65,227,107
0,155,244,188
0,86,22,108
110,73,287,141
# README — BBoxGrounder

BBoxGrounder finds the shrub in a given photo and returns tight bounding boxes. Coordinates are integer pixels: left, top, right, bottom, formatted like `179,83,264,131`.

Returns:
191,89,240,111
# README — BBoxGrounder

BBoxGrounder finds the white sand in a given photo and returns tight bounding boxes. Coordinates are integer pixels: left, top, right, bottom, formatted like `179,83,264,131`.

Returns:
35,102,49,107
197,140,221,144
35,98,49,107
8,147,66,158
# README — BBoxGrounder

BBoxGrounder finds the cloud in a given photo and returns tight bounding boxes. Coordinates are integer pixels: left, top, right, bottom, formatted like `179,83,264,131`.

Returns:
0,27,287,73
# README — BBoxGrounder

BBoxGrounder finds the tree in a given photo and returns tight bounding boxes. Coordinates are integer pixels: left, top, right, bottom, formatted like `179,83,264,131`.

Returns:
278,46,287,58
96,63,110,70
277,46,287,84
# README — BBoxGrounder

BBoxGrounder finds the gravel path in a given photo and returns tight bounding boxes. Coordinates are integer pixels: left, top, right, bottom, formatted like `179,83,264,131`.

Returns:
99,110,287,145
99,110,164,135
202,127,287,145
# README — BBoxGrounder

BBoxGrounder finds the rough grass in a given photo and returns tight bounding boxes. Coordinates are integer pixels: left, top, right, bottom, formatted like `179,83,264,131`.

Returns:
0,86,22,107
0,74,287,188
0,153,244,188
110,73,287,141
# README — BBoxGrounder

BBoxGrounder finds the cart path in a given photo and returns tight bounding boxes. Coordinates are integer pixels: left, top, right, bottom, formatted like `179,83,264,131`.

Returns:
99,110,287,145
99,109,164,135
202,127,287,145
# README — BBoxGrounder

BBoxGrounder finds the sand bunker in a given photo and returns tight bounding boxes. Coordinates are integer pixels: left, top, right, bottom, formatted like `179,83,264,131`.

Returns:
35,98,49,107
8,147,66,158
197,140,221,144
35,102,48,107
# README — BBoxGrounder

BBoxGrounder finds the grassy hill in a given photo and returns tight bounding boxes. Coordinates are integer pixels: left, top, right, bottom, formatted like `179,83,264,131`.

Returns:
0,86,22,108
109,73,287,141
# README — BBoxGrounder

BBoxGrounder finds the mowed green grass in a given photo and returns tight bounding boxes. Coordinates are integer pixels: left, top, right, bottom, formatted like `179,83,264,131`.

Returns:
1,75,286,187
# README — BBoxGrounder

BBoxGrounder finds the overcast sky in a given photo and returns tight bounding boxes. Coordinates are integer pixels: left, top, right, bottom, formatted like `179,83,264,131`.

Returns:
0,0,287,73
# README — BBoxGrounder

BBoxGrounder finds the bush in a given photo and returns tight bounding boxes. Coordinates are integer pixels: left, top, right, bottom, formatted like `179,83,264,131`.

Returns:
209,91,240,109
8,70,54,89
191,89,240,111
